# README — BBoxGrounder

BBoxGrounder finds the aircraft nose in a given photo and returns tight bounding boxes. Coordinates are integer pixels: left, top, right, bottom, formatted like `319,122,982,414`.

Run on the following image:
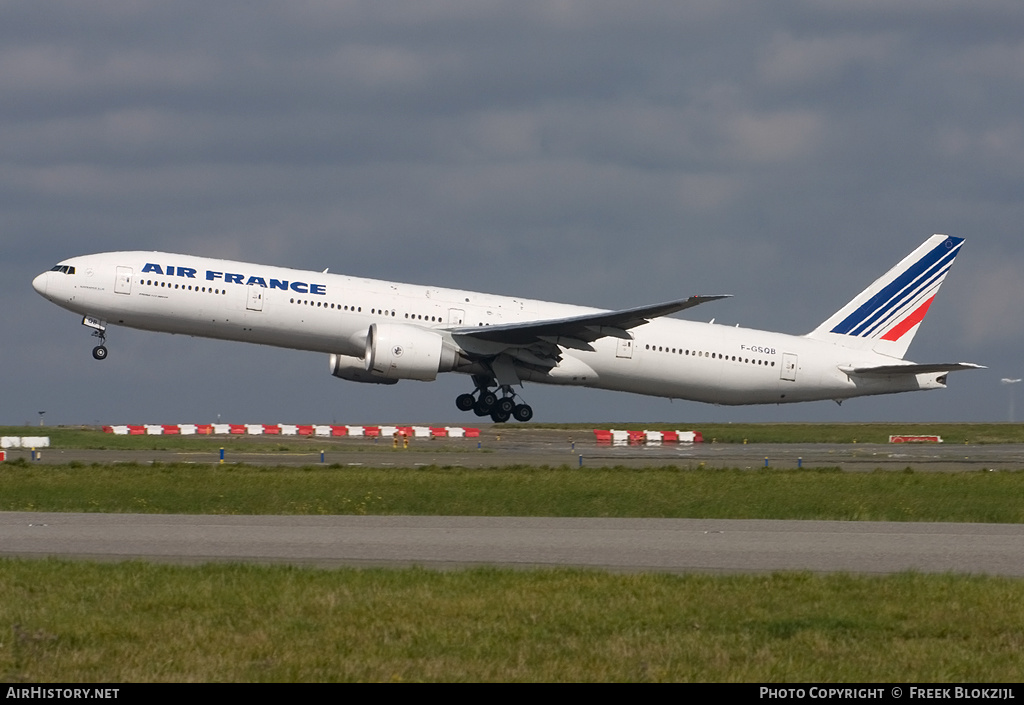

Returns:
32,272,48,296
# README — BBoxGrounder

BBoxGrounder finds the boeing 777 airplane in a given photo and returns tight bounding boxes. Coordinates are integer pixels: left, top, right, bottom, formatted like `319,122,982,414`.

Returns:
32,234,982,422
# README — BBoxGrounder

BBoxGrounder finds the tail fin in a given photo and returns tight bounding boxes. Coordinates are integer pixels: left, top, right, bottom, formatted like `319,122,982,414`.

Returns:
807,234,964,359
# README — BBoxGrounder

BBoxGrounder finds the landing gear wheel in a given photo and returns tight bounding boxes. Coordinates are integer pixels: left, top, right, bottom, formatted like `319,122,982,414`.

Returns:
473,401,491,417
456,393,476,411
512,404,533,422
496,397,516,415
92,345,108,361
479,391,498,409
490,408,511,423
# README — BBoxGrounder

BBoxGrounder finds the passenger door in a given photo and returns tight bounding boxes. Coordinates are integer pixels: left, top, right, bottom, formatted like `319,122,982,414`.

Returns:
247,284,264,311
616,338,634,359
114,267,133,295
781,353,798,381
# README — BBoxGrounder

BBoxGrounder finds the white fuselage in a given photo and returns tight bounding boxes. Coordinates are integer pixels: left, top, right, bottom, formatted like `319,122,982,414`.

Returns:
32,251,946,407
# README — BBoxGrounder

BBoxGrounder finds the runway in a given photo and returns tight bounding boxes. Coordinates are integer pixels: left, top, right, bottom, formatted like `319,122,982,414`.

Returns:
4,512,1024,576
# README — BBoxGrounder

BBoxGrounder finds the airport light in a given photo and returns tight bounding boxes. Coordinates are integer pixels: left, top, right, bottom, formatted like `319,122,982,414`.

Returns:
1001,378,1022,423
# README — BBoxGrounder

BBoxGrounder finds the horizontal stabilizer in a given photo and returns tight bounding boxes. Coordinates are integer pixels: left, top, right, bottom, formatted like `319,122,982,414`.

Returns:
839,362,985,376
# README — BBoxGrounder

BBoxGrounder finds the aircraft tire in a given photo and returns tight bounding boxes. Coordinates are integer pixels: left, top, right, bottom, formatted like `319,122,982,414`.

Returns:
512,404,533,422
456,393,476,411
496,397,515,415
92,345,108,361
473,401,491,417
479,391,498,409
490,408,511,423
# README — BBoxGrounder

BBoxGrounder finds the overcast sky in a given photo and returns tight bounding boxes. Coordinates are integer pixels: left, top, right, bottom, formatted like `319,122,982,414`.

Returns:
4,1,1023,427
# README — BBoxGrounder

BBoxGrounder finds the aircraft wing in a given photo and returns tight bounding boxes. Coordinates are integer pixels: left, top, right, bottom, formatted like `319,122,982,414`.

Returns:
840,362,986,375
449,295,731,347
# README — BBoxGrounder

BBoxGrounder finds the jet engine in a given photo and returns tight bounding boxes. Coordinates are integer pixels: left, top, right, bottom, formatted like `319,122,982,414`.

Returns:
329,353,398,384
363,323,460,381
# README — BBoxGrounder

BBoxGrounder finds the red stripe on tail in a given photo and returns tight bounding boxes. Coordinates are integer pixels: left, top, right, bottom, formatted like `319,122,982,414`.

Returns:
881,296,934,342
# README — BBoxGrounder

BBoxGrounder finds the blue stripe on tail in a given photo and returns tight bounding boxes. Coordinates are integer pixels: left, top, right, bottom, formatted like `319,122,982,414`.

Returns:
830,236,962,337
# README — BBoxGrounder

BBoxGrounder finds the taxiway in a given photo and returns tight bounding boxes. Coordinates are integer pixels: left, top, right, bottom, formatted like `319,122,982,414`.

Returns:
4,512,1024,576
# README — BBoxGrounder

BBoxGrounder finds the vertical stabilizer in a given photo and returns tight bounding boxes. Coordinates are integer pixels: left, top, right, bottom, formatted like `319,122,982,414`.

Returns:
807,234,964,359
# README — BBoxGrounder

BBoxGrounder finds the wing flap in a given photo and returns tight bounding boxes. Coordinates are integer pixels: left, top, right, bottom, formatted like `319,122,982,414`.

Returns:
449,295,729,346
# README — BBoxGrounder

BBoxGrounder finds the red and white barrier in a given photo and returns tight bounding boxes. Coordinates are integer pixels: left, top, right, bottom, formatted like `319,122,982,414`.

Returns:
100,424,483,438
1,436,50,448
890,435,942,443
594,429,703,444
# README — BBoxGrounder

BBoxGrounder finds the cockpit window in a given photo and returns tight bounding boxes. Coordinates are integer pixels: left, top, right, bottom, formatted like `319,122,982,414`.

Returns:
49,265,75,274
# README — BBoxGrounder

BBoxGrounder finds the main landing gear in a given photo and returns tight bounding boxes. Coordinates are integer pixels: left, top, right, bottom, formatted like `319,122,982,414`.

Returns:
455,384,533,423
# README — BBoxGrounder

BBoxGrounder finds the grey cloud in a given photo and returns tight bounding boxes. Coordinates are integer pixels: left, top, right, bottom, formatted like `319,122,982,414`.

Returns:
4,0,1022,424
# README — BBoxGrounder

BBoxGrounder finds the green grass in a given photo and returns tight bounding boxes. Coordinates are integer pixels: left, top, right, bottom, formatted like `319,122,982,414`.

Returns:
4,435,1022,682
3,560,1024,682
4,462,1024,522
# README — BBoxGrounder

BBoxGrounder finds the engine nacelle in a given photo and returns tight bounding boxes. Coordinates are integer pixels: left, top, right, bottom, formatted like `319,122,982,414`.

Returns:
364,323,458,381
329,353,398,385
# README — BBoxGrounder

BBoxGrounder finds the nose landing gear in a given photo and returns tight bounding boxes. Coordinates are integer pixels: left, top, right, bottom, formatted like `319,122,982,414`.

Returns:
82,316,109,361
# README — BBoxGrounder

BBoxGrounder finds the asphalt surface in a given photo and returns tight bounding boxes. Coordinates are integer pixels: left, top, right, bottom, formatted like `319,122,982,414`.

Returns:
5,512,1024,576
